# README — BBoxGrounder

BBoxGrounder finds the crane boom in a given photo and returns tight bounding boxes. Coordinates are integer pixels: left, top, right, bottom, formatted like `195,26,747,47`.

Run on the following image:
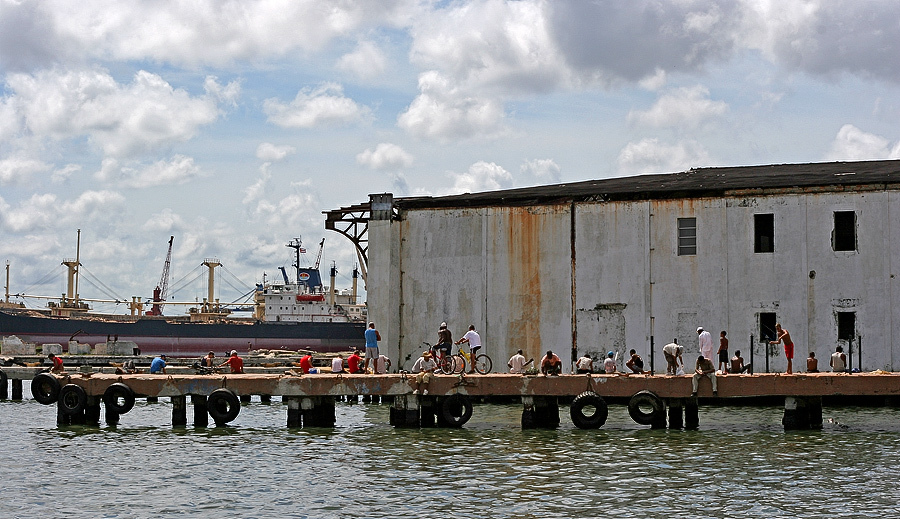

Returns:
314,238,325,269
148,236,174,315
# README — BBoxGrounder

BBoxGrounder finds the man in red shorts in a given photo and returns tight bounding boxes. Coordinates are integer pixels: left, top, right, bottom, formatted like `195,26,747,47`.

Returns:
769,323,794,374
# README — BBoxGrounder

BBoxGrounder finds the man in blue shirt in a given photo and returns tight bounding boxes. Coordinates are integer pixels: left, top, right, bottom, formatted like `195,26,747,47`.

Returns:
150,355,167,374
364,322,381,373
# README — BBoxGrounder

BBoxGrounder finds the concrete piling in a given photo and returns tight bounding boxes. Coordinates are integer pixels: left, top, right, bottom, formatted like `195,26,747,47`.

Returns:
286,396,301,427
522,396,560,429
85,396,101,425
192,395,208,427
783,396,823,430
667,399,684,429
240,394,251,403
685,399,700,429
11,379,23,400
172,395,187,426
389,395,419,427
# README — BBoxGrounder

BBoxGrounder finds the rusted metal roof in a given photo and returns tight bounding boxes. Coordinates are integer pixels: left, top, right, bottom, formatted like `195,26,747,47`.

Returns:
393,159,900,210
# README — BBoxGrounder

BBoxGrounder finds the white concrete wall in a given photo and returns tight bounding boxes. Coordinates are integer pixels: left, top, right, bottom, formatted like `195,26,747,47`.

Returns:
368,187,900,372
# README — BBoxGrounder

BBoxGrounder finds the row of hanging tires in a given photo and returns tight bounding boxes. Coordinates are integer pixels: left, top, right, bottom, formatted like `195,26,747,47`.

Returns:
30,373,241,424
569,389,666,429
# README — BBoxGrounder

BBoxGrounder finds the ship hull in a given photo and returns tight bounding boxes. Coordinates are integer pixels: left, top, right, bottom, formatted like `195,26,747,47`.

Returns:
0,310,365,357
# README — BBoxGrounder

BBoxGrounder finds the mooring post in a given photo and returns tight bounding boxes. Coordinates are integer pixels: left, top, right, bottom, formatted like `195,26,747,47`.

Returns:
11,379,23,400
192,395,208,427
667,398,684,429
649,335,655,375
749,334,754,374
286,396,301,427
685,398,699,429
171,395,187,426
85,396,101,425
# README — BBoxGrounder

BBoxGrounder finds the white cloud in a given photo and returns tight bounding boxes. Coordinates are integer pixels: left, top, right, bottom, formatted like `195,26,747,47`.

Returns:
628,85,728,129
0,155,51,185
256,143,296,162
243,167,272,205
825,124,900,161
263,83,370,128
51,163,81,184
617,138,712,175
142,208,186,233
336,40,388,80
410,0,567,93
4,69,233,158
94,155,204,188
356,143,414,171
0,189,124,233
446,161,514,195
0,1,416,69
398,71,506,141
520,158,561,186
638,68,668,91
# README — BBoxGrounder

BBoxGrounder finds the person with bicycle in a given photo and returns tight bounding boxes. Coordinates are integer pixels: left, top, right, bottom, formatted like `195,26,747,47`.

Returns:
455,324,481,374
433,322,453,359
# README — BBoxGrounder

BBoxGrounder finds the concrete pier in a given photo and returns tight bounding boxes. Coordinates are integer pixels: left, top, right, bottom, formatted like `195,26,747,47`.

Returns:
18,370,900,430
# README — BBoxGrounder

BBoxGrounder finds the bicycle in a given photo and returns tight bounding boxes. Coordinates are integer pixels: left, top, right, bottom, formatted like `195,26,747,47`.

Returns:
458,346,493,374
422,342,465,374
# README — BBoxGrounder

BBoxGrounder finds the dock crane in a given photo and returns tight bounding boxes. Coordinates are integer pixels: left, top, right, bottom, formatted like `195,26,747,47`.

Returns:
147,236,174,316
313,238,325,269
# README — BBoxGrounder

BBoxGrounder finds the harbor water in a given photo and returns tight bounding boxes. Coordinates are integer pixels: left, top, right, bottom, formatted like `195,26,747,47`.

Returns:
2,393,899,519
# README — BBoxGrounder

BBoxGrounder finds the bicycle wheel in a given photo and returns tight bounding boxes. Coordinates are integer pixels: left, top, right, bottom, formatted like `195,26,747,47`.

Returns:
451,355,466,374
439,355,455,374
474,354,493,374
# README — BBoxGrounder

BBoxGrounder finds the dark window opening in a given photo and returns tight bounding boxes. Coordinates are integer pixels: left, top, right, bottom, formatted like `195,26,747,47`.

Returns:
677,217,696,256
754,214,774,253
833,211,857,251
759,312,777,343
837,312,856,341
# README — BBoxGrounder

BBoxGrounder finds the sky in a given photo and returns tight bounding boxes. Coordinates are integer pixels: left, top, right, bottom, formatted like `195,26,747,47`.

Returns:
1,0,899,313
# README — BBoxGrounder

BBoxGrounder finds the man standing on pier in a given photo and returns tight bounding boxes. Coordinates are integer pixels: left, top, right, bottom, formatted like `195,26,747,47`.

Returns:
769,323,794,374
697,327,714,362
364,322,381,373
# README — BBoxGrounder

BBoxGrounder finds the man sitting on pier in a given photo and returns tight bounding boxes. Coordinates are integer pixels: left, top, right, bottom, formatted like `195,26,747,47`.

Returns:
730,350,751,374
47,353,64,374
150,355,167,374
541,350,562,376
299,353,314,374
575,353,594,374
626,349,645,374
508,350,533,374
200,351,215,367
691,355,718,397
412,351,437,395
220,350,244,374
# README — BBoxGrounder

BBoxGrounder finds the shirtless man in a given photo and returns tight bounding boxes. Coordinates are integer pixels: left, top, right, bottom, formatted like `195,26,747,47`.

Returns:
807,352,819,373
730,350,751,374
769,323,794,374
717,331,729,373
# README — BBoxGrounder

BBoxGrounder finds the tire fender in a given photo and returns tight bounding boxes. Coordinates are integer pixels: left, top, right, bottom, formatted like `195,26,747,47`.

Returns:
628,390,665,426
58,384,88,416
440,394,473,427
569,391,608,429
31,373,61,405
103,383,136,414
207,388,241,424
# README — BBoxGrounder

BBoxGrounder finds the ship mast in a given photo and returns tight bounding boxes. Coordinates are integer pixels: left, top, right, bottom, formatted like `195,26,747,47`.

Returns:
286,237,305,284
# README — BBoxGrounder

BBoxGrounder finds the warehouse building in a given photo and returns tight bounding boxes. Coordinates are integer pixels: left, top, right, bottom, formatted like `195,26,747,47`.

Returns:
328,160,899,373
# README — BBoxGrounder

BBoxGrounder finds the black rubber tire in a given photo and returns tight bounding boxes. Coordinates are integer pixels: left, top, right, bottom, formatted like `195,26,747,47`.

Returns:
440,394,473,427
207,388,241,424
103,383,136,414
628,390,665,426
31,373,61,405
569,391,608,429
474,355,493,374
58,384,88,416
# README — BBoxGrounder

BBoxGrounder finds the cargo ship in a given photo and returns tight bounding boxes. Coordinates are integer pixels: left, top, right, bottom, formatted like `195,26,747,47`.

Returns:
0,235,367,356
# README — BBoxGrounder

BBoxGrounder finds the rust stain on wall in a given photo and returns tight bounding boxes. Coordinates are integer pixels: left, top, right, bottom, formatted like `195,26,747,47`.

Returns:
505,207,544,360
